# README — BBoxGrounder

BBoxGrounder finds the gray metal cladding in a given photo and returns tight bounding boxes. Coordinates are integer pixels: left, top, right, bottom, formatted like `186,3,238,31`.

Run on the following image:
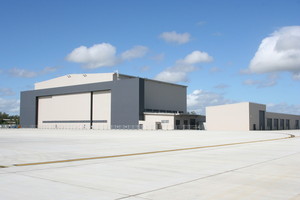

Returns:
20,78,144,127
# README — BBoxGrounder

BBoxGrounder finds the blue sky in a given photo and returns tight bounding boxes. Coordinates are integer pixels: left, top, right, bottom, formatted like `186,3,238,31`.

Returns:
1,0,300,115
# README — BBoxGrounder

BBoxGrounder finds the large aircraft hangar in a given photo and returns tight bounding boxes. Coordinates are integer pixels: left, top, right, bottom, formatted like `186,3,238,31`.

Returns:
20,73,204,130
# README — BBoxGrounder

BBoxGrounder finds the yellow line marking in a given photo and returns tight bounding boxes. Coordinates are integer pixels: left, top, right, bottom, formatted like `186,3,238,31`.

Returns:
13,134,296,167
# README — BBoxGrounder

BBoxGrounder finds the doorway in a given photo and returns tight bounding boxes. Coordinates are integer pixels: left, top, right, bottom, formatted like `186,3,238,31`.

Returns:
155,122,162,130
259,110,265,130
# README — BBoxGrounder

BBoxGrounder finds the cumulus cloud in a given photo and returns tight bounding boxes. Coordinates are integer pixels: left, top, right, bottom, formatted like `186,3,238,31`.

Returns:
121,46,148,60
155,50,213,83
155,65,197,83
177,51,213,65
66,43,148,69
0,88,15,96
0,98,20,115
66,43,119,69
8,66,58,78
187,90,234,114
159,31,191,44
267,102,300,115
248,26,300,79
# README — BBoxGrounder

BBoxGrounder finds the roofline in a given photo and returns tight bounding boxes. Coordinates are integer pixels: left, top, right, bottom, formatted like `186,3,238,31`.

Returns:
34,72,187,89
118,73,187,87
266,111,300,117
144,78,187,87
206,102,266,108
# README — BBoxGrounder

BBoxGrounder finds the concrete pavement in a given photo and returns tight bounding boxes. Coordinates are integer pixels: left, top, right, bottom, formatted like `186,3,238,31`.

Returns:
0,129,299,199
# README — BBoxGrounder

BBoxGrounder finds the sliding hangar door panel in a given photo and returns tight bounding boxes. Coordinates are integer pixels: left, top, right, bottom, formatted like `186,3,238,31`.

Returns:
92,91,111,129
38,93,91,128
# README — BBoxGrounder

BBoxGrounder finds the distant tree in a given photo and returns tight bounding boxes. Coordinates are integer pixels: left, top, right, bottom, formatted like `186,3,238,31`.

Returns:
187,111,197,115
0,112,20,124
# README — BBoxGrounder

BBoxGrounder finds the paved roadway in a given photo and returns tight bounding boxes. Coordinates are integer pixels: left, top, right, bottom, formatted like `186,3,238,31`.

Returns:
0,129,300,200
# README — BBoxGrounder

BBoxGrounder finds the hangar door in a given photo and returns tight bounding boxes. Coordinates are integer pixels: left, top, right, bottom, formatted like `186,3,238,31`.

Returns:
37,91,111,129
92,90,111,129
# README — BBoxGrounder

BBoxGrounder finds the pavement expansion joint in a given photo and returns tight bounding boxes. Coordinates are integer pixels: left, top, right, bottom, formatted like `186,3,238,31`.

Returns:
115,150,300,200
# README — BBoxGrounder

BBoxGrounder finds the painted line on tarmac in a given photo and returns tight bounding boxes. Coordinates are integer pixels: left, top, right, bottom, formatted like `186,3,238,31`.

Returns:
10,133,297,167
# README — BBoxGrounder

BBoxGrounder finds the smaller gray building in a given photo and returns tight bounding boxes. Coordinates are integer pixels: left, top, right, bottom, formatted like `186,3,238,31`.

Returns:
206,102,300,131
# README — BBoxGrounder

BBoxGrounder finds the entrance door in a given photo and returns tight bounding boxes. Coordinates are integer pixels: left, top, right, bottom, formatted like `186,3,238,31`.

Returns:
190,119,196,129
156,122,162,130
259,110,265,130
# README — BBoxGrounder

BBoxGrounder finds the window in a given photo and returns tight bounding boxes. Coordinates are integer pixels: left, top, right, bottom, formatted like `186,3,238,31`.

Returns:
176,120,180,125
296,120,299,129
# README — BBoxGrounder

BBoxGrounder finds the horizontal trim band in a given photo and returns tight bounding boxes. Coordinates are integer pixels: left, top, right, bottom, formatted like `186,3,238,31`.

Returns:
43,120,107,123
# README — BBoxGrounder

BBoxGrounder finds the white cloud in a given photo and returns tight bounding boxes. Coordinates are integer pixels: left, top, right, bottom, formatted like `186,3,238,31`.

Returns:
0,88,15,96
8,66,58,78
159,31,191,44
155,66,197,83
248,26,300,79
66,43,119,69
212,32,222,37
210,66,221,73
267,102,300,115
139,66,150,72
243,74,278,88
151,53,165,61
0,98,20,115
66,43,148,69
155,51,213,83
40,66,58,74
196,21,206,26
187,90,234,114
292,72,300,80
177,51,213,65
214,84,229,89
8,68,38,78
121,46,148,60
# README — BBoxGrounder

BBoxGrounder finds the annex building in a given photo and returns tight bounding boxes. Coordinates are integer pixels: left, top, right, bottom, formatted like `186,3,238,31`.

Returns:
206,102,300,131
20,73,205,130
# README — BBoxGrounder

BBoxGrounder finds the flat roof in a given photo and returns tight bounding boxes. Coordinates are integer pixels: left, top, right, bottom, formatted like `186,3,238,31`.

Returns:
34,72,187,90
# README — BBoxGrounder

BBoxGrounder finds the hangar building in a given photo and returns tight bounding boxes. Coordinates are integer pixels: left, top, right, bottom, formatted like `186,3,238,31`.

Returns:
20,73,205,130
206,102,300,131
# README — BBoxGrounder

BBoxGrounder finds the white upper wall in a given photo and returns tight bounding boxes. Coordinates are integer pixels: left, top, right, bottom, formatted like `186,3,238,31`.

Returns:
34,73,134,90
206,102,251,131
